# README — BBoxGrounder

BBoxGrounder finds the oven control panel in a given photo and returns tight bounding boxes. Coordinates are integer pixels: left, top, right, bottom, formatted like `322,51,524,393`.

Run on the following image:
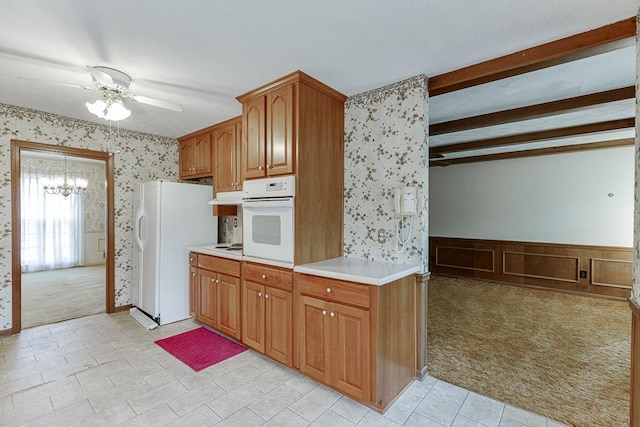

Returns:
243,175,296,199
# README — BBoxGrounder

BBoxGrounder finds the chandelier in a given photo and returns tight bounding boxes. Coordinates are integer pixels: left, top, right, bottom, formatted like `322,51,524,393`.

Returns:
43,157,88,198
86,90,131,121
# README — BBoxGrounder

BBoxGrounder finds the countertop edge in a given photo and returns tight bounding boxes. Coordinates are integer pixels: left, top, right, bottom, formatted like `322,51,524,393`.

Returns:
187,245,243,261
294,264,421,286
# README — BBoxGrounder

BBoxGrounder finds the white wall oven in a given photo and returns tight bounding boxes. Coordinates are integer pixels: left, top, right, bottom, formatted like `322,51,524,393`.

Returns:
242,176,295,267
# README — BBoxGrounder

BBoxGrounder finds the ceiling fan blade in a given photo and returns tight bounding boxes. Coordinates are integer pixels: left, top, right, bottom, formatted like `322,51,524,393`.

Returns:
88,66,115,87
129,94,184,112
17,76,94,91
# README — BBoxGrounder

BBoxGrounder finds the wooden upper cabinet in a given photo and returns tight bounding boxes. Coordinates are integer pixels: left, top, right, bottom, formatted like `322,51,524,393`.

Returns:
178,130,213,180
193,133,211,175
266,84,295,176
179,138,195,178
240,85,294,179
242,96,267,179
214,117,242,193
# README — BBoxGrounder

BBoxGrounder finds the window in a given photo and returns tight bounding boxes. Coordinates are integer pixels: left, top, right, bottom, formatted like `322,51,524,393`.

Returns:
21,167,85,272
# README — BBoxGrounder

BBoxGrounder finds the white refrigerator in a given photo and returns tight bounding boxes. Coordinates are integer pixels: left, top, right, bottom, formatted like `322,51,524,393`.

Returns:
132,181,216,326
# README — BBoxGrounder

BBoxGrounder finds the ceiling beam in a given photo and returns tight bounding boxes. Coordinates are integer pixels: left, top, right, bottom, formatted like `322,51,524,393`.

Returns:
430,86,635,135
428,17,636,96
429,138,634,167
430,118,635,154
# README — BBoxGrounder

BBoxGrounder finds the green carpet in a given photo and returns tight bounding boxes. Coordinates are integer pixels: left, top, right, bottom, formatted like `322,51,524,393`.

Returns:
427,275,631,427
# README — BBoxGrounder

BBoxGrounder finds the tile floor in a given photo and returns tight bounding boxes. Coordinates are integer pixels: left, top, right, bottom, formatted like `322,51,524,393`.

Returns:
0,312,568,427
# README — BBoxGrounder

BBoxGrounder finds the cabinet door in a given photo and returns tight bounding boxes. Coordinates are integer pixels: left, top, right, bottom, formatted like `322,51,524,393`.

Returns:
242,96,266,179
214,123,237,193
217,273,241,339
193,132,212,175
196,269,217,327
266,84,294,176
265,286,292,366
179,139,195,178
189,266,198,317
330,303,370,401
242,280,265,352
298,296,331,384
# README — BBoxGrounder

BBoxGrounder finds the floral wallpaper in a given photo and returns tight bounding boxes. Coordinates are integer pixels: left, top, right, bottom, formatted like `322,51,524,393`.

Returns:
344,75,429,272
21,157,106,232
0,104,178,330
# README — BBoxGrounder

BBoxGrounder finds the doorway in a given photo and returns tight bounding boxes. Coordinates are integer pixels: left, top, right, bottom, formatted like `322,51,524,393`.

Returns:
11,140,115,334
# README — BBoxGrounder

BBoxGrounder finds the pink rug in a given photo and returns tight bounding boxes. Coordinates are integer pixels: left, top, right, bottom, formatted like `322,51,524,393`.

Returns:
155,327,247,371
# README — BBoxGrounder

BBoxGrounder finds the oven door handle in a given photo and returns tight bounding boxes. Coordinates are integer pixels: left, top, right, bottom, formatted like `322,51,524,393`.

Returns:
242,198,294,208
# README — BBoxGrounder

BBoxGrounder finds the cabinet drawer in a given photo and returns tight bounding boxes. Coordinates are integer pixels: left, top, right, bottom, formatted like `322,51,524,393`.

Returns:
198,255,240,277
296,274,370,309
189,252,198,266
242,262,292,292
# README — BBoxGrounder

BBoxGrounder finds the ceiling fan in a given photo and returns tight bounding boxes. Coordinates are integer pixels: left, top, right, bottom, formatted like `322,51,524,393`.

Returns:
82,66,183,121
22,65,184,121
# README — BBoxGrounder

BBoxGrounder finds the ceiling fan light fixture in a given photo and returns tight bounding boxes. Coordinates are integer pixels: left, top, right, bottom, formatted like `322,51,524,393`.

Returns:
86,96,131,121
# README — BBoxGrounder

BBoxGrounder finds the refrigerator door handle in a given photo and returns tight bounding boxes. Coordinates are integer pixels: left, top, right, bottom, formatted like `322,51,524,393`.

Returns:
135,206,145,251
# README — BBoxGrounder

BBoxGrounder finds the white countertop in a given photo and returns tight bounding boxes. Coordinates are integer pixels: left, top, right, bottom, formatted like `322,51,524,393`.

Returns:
188,244,243,261
294,257,420,286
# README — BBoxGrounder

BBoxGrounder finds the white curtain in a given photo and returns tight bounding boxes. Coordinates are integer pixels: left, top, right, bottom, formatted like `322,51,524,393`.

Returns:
21,167,85,272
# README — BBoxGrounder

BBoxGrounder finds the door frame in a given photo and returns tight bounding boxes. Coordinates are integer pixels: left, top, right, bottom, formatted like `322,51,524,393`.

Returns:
11,140,116,334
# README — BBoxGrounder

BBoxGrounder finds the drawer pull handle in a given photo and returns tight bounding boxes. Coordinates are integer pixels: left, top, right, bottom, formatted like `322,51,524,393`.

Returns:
326,287,331,293
211,278,215,282
265,294,269,299
322,310,327,316
262,274,267,280
330,312,335,317
258,292,262,297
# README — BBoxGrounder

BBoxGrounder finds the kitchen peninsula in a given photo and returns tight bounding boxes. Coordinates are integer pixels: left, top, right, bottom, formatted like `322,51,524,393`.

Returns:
188,245,420,412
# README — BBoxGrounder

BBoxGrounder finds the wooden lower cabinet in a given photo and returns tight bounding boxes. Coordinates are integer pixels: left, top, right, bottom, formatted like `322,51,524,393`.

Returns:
295,272,415,412
190,252,241,340
298,295,370,400
197,269,218,327
217,273,241,338
241,262,293,366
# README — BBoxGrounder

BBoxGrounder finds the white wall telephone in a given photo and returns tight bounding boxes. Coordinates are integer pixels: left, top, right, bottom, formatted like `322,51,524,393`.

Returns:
394,187,417,215
394,186,417,253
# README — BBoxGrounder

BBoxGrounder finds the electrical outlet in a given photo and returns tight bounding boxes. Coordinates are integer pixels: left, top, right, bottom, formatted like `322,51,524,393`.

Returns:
579,270,587,278
233,218,238,228
377,229,387,244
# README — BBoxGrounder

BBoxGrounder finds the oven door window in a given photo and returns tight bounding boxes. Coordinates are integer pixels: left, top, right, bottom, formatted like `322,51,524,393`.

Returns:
252,215,281,245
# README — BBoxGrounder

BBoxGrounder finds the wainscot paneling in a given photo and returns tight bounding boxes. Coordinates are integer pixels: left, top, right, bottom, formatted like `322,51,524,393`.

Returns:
430,237,632,299
630,298,640,426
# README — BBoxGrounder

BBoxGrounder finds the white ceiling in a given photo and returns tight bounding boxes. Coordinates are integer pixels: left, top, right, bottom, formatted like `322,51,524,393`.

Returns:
0,0,638,138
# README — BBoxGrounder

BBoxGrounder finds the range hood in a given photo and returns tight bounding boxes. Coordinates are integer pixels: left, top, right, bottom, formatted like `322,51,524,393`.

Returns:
208,190,243,206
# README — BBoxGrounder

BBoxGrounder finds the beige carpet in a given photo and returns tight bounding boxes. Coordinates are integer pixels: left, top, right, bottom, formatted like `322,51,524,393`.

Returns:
427,275,631,427
22,265,106,328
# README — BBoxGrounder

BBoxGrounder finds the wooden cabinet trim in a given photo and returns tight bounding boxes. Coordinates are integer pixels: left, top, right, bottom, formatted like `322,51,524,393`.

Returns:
236,70,347,103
